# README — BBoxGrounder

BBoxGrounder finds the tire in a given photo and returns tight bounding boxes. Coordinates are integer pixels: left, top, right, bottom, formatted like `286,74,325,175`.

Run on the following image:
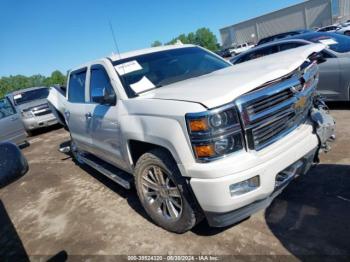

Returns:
134,148,202,233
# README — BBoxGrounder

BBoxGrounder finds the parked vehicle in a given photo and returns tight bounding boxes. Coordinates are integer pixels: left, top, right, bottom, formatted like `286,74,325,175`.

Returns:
336,25,350,36
229,43,254,55
257,30,310,45
0,142,28,188
316,25,342,32
215,48,231,58
231,32,350,101
0,97,27,145
7,87,59,134
49,44,335,233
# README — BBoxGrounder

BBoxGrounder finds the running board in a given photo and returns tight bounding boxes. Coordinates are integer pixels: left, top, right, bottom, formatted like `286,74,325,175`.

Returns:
79,154,133,189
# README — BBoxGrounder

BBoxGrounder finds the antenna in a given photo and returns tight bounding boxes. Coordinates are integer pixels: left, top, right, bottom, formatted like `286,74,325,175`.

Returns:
109,20,121,60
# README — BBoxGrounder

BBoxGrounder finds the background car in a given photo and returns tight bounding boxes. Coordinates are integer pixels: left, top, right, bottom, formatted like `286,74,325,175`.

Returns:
229,42,255,56
336,25,350,36
230,32,350,101
215,48,231,58
257,30,310,45
316,25,342,32
0,97,27,145
7,87,59,135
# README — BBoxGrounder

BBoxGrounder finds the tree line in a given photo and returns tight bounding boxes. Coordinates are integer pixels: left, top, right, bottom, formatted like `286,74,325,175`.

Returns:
0,70,66,98
151,27,219,51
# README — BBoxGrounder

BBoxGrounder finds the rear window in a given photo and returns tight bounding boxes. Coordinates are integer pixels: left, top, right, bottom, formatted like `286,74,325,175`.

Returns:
295,33,350,53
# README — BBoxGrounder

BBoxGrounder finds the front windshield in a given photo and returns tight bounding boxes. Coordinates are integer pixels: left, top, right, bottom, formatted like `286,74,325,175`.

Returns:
112,47,230,97
13,88,49,105
299,33,350,53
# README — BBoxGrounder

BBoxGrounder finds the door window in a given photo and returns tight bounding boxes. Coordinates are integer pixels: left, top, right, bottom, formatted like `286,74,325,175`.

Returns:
0,98,16,119
90,65,115,103
68,68,87,103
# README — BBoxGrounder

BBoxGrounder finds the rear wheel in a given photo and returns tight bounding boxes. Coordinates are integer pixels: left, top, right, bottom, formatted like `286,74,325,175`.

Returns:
135,148,201,233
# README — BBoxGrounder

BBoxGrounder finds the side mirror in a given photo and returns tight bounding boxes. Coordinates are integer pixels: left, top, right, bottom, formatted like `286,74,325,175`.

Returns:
0,142,28,188
92,87,116,105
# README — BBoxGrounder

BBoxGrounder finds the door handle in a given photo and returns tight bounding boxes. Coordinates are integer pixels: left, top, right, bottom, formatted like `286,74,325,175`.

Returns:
64,110,70,119
85,112,92,119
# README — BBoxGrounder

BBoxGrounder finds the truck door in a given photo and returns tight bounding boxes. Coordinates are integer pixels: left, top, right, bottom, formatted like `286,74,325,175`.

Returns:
65,68,92,152
85,64,129,171
0,97,26,144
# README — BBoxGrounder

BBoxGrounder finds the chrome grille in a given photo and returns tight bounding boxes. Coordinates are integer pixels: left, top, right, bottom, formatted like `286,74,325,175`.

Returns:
236,62,318,151
32,103,51,116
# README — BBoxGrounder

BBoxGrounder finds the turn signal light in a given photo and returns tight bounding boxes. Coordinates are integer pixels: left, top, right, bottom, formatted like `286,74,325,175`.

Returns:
189,118,208,132
194,144,215,158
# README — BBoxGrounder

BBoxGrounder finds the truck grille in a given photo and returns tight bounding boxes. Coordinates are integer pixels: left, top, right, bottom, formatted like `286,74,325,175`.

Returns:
236,62,318,151
31,103,51,116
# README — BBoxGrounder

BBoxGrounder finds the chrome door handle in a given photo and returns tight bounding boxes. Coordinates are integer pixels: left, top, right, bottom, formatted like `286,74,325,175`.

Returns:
85,112,92,119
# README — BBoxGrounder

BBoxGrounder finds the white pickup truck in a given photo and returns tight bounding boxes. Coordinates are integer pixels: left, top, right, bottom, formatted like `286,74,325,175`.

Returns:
229,42,255,56
48,44,335,233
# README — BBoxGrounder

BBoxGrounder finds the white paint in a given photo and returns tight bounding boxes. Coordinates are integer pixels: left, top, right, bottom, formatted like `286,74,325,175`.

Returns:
129,76,155,94
319,39,338,46
14,94,22,99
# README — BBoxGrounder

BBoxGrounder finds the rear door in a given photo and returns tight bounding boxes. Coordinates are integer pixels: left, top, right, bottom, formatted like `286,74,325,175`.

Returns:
0,97,26,144
65,68,92,152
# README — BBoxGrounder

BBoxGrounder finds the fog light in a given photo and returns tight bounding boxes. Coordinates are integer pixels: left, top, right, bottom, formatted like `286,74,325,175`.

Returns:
229,176,260,196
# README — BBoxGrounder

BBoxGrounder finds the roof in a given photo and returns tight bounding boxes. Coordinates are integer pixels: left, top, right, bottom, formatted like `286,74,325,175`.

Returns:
8,86,48,96
108,44,196,61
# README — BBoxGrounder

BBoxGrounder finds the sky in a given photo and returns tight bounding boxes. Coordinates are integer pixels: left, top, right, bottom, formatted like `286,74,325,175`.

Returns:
0,0,303,77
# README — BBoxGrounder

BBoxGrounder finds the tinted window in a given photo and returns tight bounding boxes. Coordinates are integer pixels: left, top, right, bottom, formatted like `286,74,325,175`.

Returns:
90,66,115,103
13,88,49,105
0,98,15,119
112,47,230,97
279,42,306,51
68,69,87,103
293,33,350,53
236,46,279,64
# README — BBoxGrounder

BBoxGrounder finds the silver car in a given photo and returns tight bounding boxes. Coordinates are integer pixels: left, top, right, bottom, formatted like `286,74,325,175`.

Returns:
7,87,59,134
0,97,27,145
230,32,350,101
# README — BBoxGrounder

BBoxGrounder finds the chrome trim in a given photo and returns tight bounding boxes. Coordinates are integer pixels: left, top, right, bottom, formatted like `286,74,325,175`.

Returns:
235,62,318,151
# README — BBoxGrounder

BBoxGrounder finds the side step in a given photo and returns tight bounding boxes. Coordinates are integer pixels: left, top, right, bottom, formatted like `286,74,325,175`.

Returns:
79,153,133,189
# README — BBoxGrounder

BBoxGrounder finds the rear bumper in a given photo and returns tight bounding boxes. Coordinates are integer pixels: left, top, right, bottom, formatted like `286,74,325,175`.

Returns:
22,113,58,131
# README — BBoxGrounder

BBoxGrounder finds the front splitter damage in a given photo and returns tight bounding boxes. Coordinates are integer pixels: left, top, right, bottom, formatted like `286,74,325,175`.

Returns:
311,96,336,161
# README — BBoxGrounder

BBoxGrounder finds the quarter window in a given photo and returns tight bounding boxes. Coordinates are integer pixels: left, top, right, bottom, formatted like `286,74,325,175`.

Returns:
0,98,16,119
90,65,115,103
68,69,87,103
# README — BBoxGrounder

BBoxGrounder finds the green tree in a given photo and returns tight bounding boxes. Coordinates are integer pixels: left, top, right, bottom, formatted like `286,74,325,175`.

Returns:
194,28,218,51
157,27,219,51
151,40,162,47
0,70,67,98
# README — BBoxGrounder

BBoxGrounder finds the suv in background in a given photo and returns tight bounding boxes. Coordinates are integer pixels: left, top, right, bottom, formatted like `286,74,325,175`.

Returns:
7,87,58,135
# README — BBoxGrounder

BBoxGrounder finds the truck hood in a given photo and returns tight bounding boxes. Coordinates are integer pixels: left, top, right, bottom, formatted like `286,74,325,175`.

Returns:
140,44,325,109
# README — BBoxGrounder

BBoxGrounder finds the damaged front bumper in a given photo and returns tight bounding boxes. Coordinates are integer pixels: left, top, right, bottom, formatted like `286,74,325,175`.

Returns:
311,97,336,157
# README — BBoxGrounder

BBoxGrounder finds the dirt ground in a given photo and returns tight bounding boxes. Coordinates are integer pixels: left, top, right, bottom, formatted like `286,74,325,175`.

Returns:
0,103,349,260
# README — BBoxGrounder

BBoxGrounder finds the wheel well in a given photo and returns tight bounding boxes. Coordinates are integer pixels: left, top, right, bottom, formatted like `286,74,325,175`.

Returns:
128,140,174,166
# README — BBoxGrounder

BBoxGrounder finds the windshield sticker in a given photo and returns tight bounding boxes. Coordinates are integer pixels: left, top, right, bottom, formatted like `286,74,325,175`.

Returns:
129,76,155,94
319,39,338,46
114,60,142,76
13,94,22,100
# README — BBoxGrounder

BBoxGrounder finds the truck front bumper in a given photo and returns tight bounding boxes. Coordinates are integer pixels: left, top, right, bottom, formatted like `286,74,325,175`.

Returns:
22,113,58,131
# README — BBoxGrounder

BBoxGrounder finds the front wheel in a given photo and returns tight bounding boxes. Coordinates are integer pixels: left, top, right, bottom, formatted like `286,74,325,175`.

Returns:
134,149,201,233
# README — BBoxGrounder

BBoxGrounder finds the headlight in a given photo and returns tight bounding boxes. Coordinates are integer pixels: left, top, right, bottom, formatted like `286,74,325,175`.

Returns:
186,104,243,162
22,110,34,118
